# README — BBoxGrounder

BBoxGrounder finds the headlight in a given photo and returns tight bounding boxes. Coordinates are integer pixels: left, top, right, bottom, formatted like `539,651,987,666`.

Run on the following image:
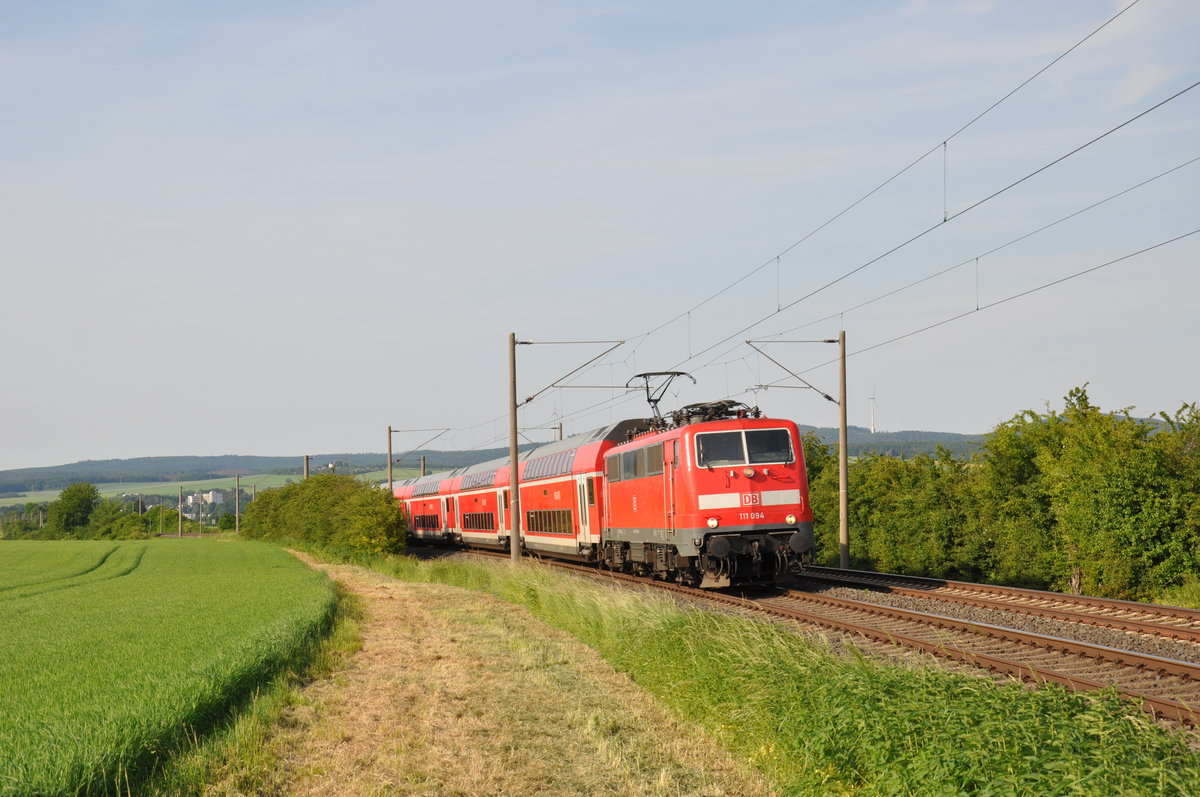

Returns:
706,517,719,529
743,467,756,477
785,513,797,525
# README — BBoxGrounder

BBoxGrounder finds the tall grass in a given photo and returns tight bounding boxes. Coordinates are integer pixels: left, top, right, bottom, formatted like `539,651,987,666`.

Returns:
327,548,1200,796
0,540,335,796
1156,576,1200,609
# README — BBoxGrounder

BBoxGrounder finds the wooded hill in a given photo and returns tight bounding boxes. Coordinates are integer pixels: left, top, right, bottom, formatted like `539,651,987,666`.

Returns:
0,428,982,496
801,426,983,459
0,447,532,495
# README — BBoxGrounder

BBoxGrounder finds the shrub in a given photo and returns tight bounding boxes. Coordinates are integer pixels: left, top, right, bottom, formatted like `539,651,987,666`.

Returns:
240,474,405,556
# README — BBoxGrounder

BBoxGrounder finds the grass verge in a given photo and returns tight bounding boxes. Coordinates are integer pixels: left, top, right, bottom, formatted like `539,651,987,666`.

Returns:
1156,576,1200,609
307,546,1200,796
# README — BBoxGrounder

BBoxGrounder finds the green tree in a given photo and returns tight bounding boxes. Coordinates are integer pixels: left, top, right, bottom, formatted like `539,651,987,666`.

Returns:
802,432,840,565
1036,388,1194,598
44,483,100,537
85,500,150,540
975,407,1066,589
845,450,975,578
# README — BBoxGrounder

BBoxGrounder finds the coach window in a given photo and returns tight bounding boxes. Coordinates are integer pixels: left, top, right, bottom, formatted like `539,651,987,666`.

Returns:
586,477,595,506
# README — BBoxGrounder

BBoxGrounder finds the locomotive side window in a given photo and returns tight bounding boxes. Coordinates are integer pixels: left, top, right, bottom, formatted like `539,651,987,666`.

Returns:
646,443,664,476
606,455,621,482
621,450,639,480
609,441,668,480
696,431,745,467
747,429,793,464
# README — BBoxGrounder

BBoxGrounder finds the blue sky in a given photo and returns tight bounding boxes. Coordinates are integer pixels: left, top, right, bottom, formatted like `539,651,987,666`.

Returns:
2,0,1197,469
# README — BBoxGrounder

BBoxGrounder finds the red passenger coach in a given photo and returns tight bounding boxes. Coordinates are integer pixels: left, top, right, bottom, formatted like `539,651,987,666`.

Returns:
395,419,645,554
394,401,814,588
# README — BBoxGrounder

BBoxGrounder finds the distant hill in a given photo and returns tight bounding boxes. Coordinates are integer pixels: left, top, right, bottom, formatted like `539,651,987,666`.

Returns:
0,426,984,497
0,447,533,496
800,426,983,459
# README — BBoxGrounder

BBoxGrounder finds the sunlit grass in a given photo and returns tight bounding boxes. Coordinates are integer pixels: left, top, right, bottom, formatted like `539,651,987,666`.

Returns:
325,548,1200,796
0,540,336,795
1156,577,1200,609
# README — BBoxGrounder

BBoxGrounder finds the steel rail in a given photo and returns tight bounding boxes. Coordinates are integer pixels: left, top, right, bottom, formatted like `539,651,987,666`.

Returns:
804,566,1200,642
774,589,1200,682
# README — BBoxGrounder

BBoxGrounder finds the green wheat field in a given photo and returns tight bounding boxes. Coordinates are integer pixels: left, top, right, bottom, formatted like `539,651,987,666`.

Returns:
0,539,334,795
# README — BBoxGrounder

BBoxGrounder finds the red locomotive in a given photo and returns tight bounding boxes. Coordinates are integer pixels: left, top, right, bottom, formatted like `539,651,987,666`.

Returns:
394,398,814,588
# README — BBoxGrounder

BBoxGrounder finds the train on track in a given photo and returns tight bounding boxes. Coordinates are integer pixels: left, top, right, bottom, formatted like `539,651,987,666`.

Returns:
393,395,814,588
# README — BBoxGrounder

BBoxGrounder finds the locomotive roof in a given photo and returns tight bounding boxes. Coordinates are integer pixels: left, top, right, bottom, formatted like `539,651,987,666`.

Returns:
396,417,648,488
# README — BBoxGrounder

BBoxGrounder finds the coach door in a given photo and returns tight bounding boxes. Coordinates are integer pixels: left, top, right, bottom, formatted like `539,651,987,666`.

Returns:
499,488,509,535
575,475,592,542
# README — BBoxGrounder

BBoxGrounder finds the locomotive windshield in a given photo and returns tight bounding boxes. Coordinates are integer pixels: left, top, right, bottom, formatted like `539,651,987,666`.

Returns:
696,428,793,468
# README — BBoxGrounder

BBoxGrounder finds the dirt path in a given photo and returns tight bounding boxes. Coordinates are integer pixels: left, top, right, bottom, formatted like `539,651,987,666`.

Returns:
268,557,771,796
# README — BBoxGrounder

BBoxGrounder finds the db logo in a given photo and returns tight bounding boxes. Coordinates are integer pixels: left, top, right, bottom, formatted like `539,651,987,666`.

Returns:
741,493,760,506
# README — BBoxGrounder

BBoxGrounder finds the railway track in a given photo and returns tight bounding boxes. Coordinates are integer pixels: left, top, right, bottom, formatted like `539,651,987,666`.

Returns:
759,587,1200,724
460,550,1200,724
799,566,1200,646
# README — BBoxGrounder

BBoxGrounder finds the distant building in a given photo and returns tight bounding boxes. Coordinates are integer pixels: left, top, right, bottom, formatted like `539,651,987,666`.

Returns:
185,491,225,507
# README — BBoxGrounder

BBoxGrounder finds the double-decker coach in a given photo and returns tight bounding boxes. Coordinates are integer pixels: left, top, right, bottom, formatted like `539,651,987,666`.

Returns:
394,419,644,555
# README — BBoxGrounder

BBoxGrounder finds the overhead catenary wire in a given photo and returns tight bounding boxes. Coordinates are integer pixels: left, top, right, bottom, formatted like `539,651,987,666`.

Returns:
763,153,1200,341
748,228,1200,392
434,219,1194,448
631,0,1147,343
434,130,1196,452
397,3,1182,450
673,79,1200,372
517,340,625,407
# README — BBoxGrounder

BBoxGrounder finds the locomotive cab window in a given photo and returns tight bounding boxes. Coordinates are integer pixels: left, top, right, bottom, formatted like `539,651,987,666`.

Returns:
747,429,793,464
696,431,745,467
696,428,794,468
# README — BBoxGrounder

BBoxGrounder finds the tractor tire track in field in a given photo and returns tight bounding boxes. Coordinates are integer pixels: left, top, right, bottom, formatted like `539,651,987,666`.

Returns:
274,556,768,796
0,545,146,602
